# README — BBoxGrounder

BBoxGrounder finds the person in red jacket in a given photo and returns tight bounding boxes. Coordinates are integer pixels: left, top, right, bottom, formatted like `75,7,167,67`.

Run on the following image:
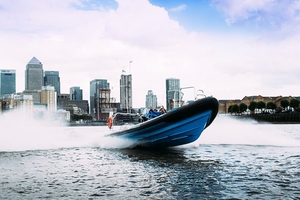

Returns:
107,116,113,129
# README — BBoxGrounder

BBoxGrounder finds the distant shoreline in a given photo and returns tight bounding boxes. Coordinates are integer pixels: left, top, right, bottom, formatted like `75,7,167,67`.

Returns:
232,113,300,124
67,121,134,126
68,122,106,126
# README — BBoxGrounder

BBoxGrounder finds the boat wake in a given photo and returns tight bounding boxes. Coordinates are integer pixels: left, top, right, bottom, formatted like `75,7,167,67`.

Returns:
184,115,300,148
0,109,136,152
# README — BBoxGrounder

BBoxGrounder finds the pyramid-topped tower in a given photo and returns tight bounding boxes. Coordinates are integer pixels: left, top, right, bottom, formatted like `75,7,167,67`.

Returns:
25,56,43,90
27,56,42,65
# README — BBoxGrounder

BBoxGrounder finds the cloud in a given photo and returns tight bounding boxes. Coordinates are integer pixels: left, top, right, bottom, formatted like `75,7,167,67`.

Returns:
0,0,299,108
103,0,186,48
211,0,300,32
170,4,187,12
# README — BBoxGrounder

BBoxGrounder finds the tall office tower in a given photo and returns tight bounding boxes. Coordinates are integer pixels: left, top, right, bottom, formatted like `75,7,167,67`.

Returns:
0,69,16,95
25,57,43,90
145,90,157,109
90,79,110,115
166,78,180,111
40,86,56,112
44,71,60,94
70,86,82,100
120,74,132,113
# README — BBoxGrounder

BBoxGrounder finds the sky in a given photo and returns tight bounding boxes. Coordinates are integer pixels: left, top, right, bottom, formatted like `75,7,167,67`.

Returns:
1,0,300,108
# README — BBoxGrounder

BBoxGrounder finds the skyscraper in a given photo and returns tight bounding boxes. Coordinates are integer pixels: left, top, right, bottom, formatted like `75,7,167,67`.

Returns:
145,90,157,109
90,79,110,115
44,71,60,94
0,69,16,95
25,57,43,90
166,78,180,110
70,86,82,100
120,74,132,112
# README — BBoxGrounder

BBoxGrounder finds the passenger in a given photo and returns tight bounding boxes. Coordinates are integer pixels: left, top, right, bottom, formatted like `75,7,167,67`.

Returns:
159,106,167,114
148,107,161,119
107,116,113,129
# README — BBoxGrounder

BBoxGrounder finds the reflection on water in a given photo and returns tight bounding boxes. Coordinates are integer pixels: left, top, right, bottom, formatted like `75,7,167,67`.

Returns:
110,146,225,199
119,147,188,162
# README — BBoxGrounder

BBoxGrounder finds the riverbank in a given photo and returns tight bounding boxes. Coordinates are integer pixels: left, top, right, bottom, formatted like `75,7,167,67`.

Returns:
233,112,300,124
68,122,106,126
68,121,139,126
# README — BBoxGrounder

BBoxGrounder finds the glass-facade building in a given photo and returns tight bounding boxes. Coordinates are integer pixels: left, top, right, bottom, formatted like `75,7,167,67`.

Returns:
166,78,180,110
25,57,43,90
90,79,110,114
0,69,16,95
44,71,60,94
70,86,83,100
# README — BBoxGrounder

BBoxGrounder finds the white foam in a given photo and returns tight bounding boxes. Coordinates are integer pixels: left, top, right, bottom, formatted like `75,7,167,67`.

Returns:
194,115,300,147
0,109,135,152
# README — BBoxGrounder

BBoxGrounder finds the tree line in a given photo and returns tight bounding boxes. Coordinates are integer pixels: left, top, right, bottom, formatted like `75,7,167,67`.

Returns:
228,98,300,114
71,114,93,121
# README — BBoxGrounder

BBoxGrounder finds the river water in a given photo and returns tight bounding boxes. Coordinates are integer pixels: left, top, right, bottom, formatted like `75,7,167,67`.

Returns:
0,111,299,200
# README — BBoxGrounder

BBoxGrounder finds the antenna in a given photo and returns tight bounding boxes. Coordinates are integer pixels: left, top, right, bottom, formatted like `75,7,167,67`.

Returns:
129,61,133,74
116,59,127,74
115,59,122,70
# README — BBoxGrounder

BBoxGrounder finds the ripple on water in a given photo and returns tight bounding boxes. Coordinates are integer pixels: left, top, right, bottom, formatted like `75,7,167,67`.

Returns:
0,132,299,199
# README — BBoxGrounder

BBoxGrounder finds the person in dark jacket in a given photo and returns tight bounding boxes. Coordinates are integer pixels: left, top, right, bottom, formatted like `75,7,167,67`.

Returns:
159,106,167,114
148,107,161,119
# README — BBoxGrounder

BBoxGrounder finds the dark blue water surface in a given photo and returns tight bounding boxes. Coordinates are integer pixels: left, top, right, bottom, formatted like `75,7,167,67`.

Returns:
0,115,299,199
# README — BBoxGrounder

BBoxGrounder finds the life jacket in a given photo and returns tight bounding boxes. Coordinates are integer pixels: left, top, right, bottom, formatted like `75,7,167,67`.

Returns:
107,117,113,129
148,109,161,119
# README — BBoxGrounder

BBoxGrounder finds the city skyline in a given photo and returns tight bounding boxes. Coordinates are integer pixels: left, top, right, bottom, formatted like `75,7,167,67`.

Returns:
2,56,183,109
1,57,170,111
2,58,300,110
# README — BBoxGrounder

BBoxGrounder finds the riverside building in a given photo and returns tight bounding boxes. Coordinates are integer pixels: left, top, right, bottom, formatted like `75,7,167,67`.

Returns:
40,86,57,113
44,71,60,94
166,78,180,110
145,90,157,109
120,74,132,113
70,86,83,100
90,79,112,121
25,57,44,90
0,69,16,95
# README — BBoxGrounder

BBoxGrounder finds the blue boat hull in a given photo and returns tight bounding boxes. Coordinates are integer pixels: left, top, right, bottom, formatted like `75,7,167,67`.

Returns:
109,97,219,148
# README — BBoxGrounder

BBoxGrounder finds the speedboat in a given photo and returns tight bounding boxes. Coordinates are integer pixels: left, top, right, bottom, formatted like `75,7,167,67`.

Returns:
108,95,219,148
